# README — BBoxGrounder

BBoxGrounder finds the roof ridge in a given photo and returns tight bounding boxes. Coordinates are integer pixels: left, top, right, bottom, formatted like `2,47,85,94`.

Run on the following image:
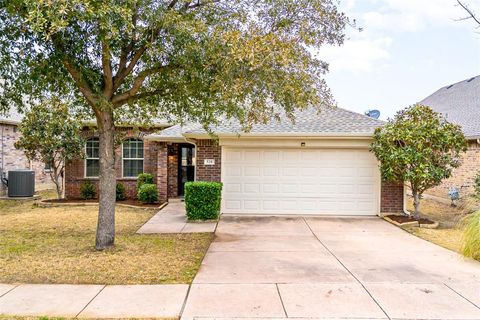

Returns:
439,74,479,90
334,106,385,123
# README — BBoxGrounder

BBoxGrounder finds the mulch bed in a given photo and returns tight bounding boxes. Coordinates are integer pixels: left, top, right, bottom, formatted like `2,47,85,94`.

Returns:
386,215,436,225
43,198,161,208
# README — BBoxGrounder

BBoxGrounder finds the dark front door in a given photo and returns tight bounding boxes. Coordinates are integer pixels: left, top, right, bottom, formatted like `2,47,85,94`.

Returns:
178,145,195,196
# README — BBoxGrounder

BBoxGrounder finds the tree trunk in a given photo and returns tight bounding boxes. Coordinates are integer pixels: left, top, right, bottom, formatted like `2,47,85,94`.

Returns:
412,191,421,220
49,166,63,200
95,110,116,250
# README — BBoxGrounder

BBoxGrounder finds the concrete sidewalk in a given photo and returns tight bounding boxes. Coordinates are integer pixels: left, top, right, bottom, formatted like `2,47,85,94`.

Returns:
0,284,189,318
137,200,217,234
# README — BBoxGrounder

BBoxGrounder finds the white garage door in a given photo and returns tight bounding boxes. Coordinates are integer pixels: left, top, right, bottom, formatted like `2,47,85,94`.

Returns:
222,148,380,215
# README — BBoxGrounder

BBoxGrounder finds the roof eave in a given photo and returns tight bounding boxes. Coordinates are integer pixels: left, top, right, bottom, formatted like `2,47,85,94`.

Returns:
183,132,375,139
145,135,187,142
0,120,20,126
466,135,480,141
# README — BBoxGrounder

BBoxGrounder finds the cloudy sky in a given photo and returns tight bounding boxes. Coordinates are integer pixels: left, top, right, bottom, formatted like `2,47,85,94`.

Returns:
321,0,480,119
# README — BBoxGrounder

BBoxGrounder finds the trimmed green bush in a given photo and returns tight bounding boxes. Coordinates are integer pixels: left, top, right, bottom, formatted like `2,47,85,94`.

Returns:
185,181,223,220
137,173,154,191
80,180,96,200
116,183,126,201
462,210,480,261
138,183,158,204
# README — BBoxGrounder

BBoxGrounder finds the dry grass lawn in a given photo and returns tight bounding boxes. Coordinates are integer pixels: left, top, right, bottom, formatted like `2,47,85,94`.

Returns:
0,190,213,285
403,196,476,255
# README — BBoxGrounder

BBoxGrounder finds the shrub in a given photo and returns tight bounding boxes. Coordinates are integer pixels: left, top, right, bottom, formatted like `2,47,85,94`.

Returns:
462,210,480,261
137,173,154,191
116,183,126,201
474,172,480,198
185,181,223,220
80,180,96,200
137,183,158,204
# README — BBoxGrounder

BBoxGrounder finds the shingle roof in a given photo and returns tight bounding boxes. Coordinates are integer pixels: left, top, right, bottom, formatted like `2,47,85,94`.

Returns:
0,108,23,125
419,75,480,139
148,107,384,140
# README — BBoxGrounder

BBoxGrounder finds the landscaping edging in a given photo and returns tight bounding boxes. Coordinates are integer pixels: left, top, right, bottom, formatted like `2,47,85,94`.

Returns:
383,215,440,229
36,199,167,210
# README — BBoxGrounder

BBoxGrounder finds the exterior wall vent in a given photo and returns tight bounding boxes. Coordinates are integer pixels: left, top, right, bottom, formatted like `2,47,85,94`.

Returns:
7,170,35,197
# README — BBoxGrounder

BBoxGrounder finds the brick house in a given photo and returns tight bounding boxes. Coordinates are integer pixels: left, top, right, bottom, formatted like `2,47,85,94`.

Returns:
0,110,53,196
420,75,480,200
65,107,404,216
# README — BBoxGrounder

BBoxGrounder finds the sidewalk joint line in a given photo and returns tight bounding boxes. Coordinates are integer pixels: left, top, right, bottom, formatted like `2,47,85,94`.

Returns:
443,283,480,310
74,285,106,319
0,284,19,299
179,284,193,318
275,283,289,318
302,217,392,320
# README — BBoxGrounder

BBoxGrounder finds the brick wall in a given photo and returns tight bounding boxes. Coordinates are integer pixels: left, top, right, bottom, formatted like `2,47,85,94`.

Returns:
425,141,480,200
167,144,178,198
195,139,221,182
156,142,168,202
1,123,53,195
380,181,404,213
65,129,159,200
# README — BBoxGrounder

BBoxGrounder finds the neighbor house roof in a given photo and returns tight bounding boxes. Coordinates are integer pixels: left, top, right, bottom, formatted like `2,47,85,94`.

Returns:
0,108,23,125
148,107,384,140
419,75,480,139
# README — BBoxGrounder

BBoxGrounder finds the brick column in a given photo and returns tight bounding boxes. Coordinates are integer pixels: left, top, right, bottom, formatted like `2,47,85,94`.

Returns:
196,139,221,182
157,142,168,202
380,181,404,213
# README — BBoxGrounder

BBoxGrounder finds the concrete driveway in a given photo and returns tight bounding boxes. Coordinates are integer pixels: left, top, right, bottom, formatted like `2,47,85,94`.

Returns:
182,216,480,320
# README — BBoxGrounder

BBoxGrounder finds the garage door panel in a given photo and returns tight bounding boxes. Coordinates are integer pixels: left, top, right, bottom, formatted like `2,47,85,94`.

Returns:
222,148,380,215
225,183,242,193
244,183,260,193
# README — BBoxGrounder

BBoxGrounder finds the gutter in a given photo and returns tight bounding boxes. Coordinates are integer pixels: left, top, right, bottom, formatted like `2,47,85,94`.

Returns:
0,120,21,126
146,132,376,141
182,132,375,139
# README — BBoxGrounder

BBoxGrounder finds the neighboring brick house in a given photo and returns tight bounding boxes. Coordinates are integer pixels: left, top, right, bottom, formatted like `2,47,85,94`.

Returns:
66,107,405,216
0,110,53,196
420,75,480,200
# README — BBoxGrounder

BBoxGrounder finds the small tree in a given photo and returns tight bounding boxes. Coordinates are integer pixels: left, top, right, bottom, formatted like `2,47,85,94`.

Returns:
15,98,85,199
371,105,467,218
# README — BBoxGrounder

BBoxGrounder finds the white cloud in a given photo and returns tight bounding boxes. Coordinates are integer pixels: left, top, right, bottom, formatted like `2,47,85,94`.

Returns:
361,0,473,32
321,35,392,72
320,0,478,73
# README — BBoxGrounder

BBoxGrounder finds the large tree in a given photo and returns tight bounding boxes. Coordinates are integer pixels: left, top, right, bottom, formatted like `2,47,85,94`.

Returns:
371,105,467,218
14,98,85,199
0,0,348,249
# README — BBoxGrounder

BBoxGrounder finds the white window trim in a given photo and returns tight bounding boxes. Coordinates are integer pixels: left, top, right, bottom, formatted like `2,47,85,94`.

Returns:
84,138,100,178
121,139,145,178
44,161,53,173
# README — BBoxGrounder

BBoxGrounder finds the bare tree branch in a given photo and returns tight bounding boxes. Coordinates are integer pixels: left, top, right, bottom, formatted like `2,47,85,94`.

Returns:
102,41,114,98
457,0,480,27
116,88,167,105
51,34,98,110
116,4,139,84
186,0,221,10
112,64,177,105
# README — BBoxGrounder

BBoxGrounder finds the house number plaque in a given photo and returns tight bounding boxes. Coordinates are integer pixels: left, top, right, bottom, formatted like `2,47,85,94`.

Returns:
204,159,215,165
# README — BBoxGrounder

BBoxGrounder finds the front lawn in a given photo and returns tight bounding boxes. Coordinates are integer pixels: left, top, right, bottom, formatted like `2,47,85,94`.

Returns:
403,196,474,257
0,191,213,284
